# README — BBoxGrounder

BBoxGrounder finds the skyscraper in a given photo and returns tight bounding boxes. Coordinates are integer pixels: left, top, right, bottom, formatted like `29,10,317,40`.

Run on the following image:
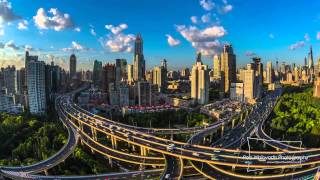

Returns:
308,46,314,69
127,64,134,83
266,61,273,84
27,60,46,114
213,54,221,79
152,65,167,93
101,63,116,92
24,51,38,109
69,54,77,79
220,44,236,95
133,34,145,81
115,59,127,85
3,66,16,95
191,53,209,104
136,81,151,106
92,60,102,86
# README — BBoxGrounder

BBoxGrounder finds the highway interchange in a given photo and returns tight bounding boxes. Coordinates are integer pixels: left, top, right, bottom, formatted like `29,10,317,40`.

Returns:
1,86,320,180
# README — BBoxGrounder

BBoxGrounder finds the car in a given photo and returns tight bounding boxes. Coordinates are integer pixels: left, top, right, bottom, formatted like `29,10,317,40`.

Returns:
167,144,175,151
192,152,199,157
165,174,170,179
244,161,252,165
211,155,219,161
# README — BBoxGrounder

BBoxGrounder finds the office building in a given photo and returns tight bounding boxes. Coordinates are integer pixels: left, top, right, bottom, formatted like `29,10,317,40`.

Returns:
191,53,209,104
213,54,221,79
69,54,77,79
27,60,46,114
92,60,103,86
220,44,236,95
133,34,145,81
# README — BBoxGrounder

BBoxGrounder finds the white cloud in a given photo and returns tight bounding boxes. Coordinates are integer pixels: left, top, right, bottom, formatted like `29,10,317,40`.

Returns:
200,0,215,11
5,40,19,50
23,44,33,51
221,4,233,13
190,16,198,24
62,41,90,52
0,27,4,36
245,51,256,57
90,25,96,36
74,27,81,32
105,24,128,34
166,34,181,46
100,24,135,53
288,41,305,50
176,25,226,56
201,13,211,23
33,8,75,31
177,25,226,42
304,33,310,41
269,33,275,39
317,32,320,40
0,0,21,24
17,20,28,30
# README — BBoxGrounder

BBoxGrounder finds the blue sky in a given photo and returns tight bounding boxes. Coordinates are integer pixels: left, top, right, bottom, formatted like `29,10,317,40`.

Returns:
0,0,320,70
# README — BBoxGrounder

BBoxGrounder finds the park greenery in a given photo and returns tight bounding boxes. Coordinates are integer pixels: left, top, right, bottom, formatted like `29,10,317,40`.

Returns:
115,109,215,128
270,85,320,147
0,112,115,175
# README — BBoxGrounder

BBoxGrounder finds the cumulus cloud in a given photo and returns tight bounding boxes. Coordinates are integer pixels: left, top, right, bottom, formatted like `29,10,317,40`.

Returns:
89,25,96,36
0,0,21,24
317,32,320,40
176,25,226,42
100,23,135,53
33,8,75,31
23,44,33,51
200,0,215,11
219,0,233,13
288,41,305,50
245,51,256,57
166,34,181,46
17,20,28,30
62,41,90,52
190,16,198,24
304,33,310,41
176,25,226,56
105,24,128,34
201,13,211,23
74,27,81,32
5,40,19,50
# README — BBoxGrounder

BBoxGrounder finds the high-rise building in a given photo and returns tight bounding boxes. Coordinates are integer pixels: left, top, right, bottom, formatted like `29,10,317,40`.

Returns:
220,44,236,95
92,60,102,86
152,65,167,93
27,60,46,114
119,83,129,107
308,46,314,70
101,63,116,92
16,68,25,95
127,64,134,83
243,68,255,101
3,66,16,95
213,54,221,79
314,78,320,97
133,34,145,81
180,68,190,79
69,54,77,79
191,53,209,104
136,81,151,106
115,59,127,84
266,61,273,84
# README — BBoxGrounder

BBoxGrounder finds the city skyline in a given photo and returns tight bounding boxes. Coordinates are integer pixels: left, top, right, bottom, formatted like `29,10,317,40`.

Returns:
1,0,320,70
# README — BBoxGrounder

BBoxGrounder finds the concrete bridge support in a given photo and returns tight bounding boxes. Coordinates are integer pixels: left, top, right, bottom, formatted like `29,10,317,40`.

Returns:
221,125,225,137
111,136,118,149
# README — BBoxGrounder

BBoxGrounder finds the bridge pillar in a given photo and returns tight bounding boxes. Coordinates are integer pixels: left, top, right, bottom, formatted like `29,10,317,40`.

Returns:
107,156,113,168
44,169,48,176
170,133,173,141
221,125,225,137
132,145,136,152
111,136,118,149
232,165,235,172
263,142,266,148
79,122,83,131
232,119,235,129
91,127,97,141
